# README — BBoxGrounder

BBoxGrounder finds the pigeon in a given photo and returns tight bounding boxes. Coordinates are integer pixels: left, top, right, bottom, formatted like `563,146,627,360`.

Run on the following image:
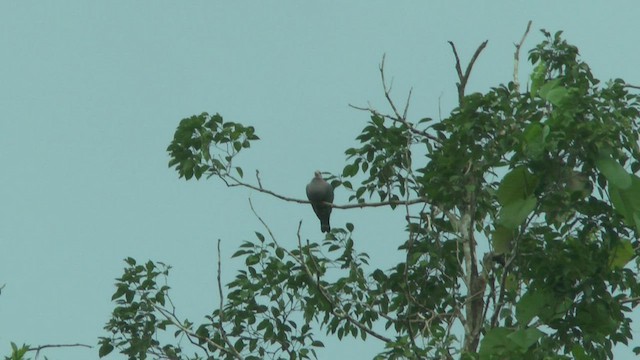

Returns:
306,171,334,233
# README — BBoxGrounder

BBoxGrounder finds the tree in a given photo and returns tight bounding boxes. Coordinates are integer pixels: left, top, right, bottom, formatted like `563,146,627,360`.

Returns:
100,26,640,359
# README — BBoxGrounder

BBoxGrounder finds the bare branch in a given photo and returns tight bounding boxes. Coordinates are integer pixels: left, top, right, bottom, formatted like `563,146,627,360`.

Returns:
513,21,533,93
30,343,92,360
448,41,464,82
448,40,489,105
249,198,278,244
403,87,413,120
379,54,405,121
255,169,263,189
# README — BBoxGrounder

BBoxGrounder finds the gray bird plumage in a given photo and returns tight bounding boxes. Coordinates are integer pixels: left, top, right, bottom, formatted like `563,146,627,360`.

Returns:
306,171,334,233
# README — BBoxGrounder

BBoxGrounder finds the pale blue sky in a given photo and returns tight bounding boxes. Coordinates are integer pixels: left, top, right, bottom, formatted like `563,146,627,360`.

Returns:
1,2,639,359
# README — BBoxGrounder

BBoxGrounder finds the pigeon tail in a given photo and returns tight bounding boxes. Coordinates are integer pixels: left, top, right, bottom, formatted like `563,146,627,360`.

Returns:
321,220,331,233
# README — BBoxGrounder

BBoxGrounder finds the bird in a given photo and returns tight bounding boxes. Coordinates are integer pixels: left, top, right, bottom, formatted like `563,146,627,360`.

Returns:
306,171,334,233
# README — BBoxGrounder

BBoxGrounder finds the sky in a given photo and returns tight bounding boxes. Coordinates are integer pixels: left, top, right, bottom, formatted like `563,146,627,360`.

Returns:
1,2,640,359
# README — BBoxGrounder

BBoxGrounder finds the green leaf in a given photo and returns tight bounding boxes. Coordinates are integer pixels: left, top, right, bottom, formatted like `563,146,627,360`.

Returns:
371,114,384,127
596,155,631,189
516,290,549,325
275,247,285,260
609,175,640,229
522,123,549,159
492,226,514,254
610,239,634,269
507,328,544,352
544,86,569,106
246,255,260,266
342,162,359,177
530,61,546,98
99,342,114,357
257,319,271,331
572,345,589,360
497,167,538,206
479,327,514,359
516,289,571,325
111,284,127,300
538,78,561,99
498,196,537,229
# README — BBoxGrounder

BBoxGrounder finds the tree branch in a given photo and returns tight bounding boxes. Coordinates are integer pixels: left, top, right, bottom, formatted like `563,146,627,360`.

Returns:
223,173,428,209
448,40,489,105
216,239,244,360
513,21,533,93
621,296,640,306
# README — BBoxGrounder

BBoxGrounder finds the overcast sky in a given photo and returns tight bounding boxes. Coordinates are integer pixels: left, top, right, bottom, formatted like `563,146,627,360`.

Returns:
1,2,639,359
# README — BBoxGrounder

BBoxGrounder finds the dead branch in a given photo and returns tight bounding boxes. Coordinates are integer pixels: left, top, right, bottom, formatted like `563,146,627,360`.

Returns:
448,40,489,105
513,21,533,92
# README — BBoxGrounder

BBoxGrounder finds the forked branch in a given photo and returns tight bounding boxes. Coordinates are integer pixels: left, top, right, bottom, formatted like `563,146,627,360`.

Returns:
448,40,489,105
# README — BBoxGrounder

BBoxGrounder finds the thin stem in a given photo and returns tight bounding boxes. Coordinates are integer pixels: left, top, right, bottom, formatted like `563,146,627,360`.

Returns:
216,239,244,359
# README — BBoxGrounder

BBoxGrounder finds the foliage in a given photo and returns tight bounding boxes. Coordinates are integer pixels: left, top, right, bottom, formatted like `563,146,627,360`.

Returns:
4,343,29,360
101,30,640,359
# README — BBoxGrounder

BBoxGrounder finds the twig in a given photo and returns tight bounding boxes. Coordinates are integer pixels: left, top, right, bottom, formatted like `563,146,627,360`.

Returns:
403,88,413,120
621,296,640,305
513,21,533,93
30,343,92,360
249,198,278,245
379,54,404,121
256,170,263,189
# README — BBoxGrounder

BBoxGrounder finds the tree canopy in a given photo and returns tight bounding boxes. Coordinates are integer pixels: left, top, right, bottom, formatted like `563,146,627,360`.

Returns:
99,28,640,360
